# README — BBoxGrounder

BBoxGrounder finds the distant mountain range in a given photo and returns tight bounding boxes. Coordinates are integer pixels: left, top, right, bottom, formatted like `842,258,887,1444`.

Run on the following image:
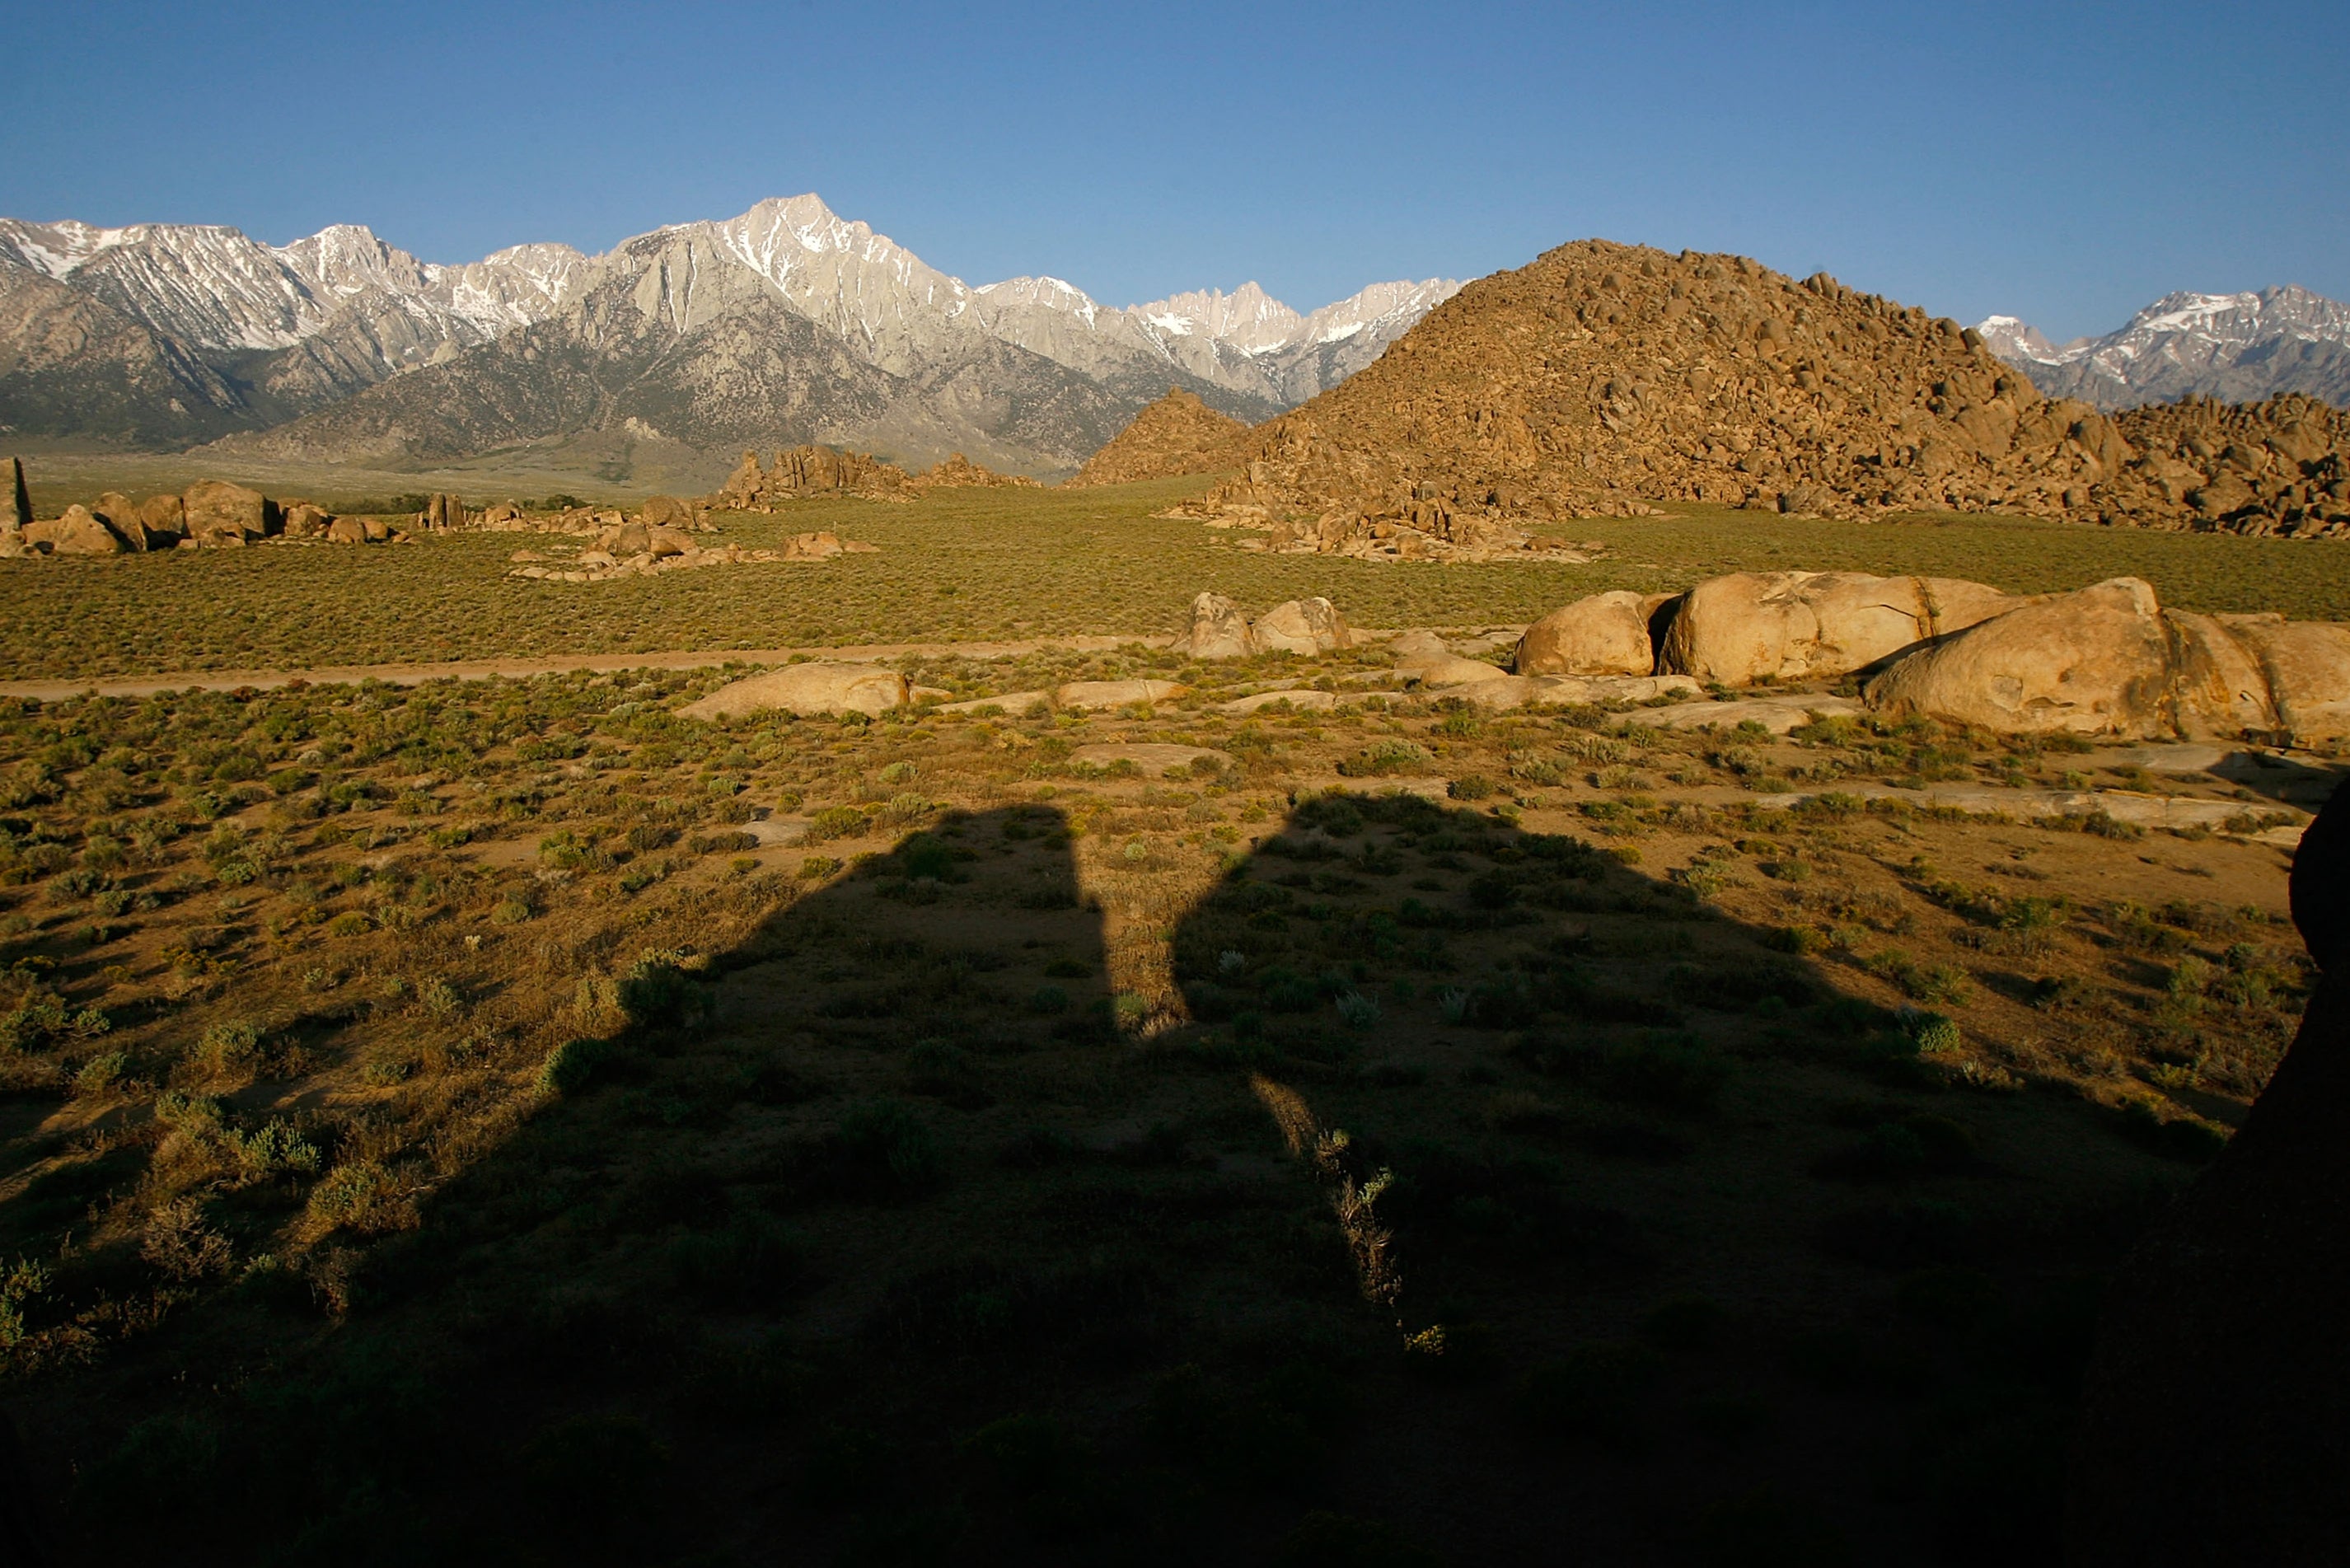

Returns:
1978,285,2350,410
0,196,1458,478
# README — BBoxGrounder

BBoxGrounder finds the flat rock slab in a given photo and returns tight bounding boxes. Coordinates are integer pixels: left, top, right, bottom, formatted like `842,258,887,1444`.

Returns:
680,662,908,718
1069,743,1231,775
1433,674,1702,709
934,690,1050,714
1397,654,1512,686
2099,743,2231,773
1341,777,1456,802
1646,695,1864,734
1221,689,1341,714
1750,782,2307,833
1055,679,1188,709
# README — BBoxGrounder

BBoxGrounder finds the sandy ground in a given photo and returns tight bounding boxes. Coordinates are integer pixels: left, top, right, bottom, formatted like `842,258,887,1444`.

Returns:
0,634,1183,701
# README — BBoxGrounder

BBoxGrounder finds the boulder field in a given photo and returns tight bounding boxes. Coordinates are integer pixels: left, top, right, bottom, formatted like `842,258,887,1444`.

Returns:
1513,569,2350,743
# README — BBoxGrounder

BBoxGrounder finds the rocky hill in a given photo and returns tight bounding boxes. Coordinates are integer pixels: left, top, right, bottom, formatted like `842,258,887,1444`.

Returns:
1980,286,2350,411
1066,389,1254,486
1178,239,2350,549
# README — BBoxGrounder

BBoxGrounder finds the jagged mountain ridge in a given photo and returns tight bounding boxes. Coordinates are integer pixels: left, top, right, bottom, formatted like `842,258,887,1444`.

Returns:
0,195,1457,472
207,223,1263,479
1978,285,2350,410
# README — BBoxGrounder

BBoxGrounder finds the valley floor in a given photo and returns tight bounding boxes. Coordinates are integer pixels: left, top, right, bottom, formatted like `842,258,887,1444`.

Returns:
0,639,2331,1564
3,478,2350,683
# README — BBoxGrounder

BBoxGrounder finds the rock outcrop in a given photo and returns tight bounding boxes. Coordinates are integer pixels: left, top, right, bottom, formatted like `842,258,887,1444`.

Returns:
415,493,469,531
1248,598,1351,655
1655,571,2025,685
1168,239,2350,546
1181,593,1255,658
1066,389,1253,487
1863,577,2350,742
1177,593,1353,657
3,458,27,533
680,662,910,719
911,453,1042,489
714,446,914,508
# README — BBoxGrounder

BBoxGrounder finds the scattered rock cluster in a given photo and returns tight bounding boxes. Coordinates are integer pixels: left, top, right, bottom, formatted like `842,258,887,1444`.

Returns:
910,453,1042,489
682,665,1202,721
0,475,406,558
1507,569,2350,743
1156,240,2350,545
1065,389,1253,487
711,444,1037,508
1178,593,1355,657
714,446,916,508
507,527,875,583
1194,503,1602,563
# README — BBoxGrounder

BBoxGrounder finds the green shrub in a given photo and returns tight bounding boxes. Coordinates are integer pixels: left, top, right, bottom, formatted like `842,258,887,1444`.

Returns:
1337,741,1434,778
536,1037,615,1098
616,951,712,1030
803,806,868,843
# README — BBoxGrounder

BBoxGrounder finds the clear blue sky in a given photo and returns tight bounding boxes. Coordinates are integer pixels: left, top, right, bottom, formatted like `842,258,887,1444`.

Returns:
2,0,2343,340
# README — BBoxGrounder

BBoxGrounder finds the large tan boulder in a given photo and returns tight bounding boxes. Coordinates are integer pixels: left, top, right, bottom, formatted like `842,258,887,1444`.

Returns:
91,493,147,550
1387,630,1451,659
2221,615,2350,742
1055,679,1187,709
182,480,274,545
1251,597,1351,654
137,494,186,543
1516,591,1655,675
681,662,910,719
1660,571,2024,684
325,517,370,545
280,503,330,540
1865,578,2174,737
641,494,698,531
1182,592,1253,658
49,504,128,555
646,527,693,559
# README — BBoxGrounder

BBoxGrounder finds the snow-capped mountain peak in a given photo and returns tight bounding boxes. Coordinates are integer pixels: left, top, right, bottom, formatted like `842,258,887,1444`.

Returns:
1975,283,2350,410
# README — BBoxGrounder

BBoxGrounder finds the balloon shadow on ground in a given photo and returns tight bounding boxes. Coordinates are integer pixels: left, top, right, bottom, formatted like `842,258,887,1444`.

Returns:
35,785,2324,1568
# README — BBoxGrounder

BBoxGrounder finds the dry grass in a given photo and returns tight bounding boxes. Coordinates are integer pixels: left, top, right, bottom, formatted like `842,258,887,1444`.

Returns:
3,477,2348,681
0,652,2329,1561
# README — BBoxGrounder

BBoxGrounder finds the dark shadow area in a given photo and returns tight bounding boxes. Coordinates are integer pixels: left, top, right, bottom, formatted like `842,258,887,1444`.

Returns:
7,784,2325,1566
2067,783,2348,1567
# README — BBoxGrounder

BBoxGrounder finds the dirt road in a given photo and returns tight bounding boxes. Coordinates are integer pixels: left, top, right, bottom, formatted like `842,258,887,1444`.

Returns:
0,635,1181,702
